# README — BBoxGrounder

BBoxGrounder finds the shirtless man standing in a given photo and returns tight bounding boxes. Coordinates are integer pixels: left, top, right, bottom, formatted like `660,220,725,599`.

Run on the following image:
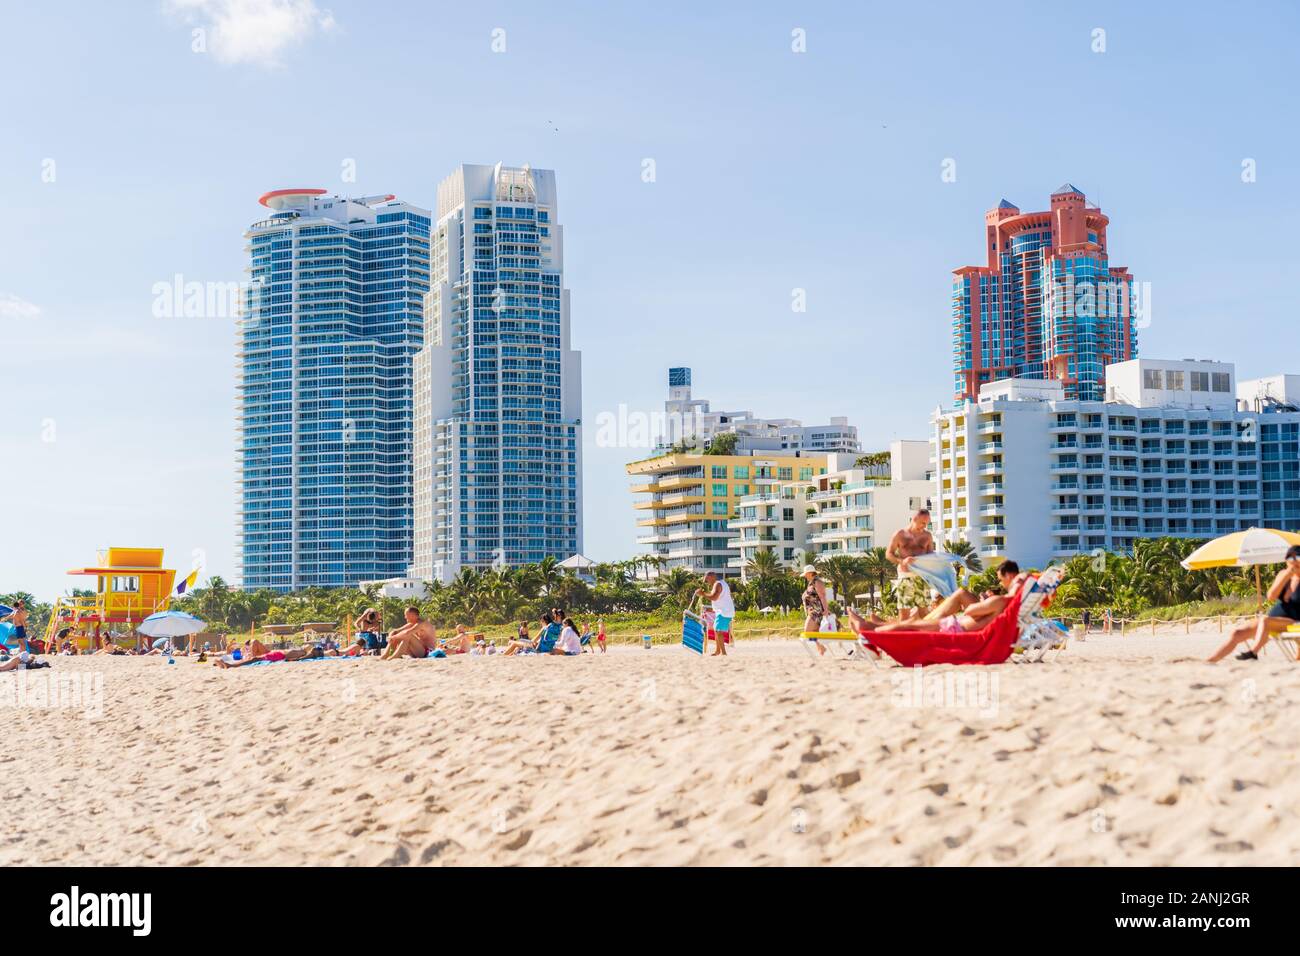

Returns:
2,599,30,653
382,607,440,659
887,509,936,621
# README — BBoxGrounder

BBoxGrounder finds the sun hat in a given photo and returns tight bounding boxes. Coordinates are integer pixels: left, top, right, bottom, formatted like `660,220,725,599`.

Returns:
802,564,817,574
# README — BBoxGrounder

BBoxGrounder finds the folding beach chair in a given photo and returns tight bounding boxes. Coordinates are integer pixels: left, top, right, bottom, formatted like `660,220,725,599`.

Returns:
1008,565,1068,663
1277,624,1300,662
801,628,885,665
681,599,705,655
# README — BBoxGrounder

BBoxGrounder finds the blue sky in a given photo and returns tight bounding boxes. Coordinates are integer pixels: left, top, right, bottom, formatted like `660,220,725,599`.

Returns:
2,0,1297,598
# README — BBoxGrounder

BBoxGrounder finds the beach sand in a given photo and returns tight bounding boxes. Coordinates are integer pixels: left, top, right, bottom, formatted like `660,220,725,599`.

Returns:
4,623,1298,866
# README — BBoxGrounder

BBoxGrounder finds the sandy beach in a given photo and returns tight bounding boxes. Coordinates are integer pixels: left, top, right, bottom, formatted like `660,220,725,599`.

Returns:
4,623,1298,867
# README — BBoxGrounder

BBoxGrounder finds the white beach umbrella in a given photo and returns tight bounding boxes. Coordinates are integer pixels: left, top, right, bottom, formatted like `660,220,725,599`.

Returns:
139,610,207,638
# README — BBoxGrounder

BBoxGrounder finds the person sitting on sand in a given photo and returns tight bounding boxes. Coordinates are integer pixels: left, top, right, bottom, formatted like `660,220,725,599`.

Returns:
504,612,562,656
96,640,127,656
381,607,441,659
555,618,583,656
355,607,383,651
1207,546,1300,662
441,624,480,655
848,561,1025,635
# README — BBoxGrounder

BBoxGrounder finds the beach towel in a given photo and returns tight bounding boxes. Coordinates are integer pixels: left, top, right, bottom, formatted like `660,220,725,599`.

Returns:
905,552,962,599
863,592,1024,667
536,622,561,654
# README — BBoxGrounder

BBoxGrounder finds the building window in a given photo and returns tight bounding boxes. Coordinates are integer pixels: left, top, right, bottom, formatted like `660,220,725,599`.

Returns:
1212,372,1230,392
1190,371,1209,392
1166,370,1185,390
1143,369,1162,389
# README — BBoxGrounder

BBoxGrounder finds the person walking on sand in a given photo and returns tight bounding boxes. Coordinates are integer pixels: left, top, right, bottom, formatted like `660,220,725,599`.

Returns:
595,618,607,654
1208,545,1300,662
887,509,936,621
800,565,830,656
694,571,734,656
2,599,30,654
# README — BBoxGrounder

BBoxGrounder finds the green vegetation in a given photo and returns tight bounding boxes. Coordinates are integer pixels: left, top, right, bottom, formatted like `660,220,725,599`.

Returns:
7,537,1273,643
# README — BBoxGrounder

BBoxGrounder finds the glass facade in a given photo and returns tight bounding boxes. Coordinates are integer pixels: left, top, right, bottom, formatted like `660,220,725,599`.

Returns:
413,166,582,580
953,187,1136,405
238,192,430,591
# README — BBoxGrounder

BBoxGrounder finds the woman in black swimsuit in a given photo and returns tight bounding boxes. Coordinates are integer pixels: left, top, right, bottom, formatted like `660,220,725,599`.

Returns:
1207,545,1300,662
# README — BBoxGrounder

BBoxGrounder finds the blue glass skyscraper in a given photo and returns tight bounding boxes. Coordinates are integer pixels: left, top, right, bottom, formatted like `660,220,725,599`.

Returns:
238,189,430,590
412,164,583,581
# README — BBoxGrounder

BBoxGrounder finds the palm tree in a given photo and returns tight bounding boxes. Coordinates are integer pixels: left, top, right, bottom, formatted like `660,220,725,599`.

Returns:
535,556,561,596
943,538,983,579
815,554,865,609
657,567,698,606
743,548,782,583
858,547,893,611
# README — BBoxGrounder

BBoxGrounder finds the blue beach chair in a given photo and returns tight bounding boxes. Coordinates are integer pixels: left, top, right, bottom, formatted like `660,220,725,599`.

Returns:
681,608,705,655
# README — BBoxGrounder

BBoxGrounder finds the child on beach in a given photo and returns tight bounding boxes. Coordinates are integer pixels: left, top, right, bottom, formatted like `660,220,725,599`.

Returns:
596,619,607,653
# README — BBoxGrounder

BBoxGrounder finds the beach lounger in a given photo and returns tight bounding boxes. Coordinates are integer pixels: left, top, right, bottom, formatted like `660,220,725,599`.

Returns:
862,566,1067,668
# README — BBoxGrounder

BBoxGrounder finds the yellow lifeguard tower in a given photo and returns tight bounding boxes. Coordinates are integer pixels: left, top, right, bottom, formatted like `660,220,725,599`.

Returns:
46,547,177,649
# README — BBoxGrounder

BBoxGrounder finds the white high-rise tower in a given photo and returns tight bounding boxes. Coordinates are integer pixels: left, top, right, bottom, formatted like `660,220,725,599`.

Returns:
412,164,583,583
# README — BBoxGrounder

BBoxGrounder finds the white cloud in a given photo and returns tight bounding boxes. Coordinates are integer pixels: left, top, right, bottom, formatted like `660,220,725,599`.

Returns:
167,0,337,66
0,294,41,321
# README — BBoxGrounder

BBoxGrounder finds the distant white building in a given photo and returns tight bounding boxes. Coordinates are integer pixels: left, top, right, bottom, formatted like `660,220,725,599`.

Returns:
929,358,1288,568
359,577,431,600
657,366,860,455
557,553,597,583
728,441,932,579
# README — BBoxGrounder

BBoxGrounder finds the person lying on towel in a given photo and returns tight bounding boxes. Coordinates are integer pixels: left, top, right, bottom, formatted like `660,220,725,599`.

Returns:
214,639,320,667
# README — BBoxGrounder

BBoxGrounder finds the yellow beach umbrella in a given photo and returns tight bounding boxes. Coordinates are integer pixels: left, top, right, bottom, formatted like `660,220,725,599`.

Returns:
1181,527,1300,609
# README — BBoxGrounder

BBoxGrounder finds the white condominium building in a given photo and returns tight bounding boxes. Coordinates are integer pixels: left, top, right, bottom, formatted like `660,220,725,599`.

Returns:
657,366,860,454
729,442,932,579
626,449,828,577
930,358,1297,569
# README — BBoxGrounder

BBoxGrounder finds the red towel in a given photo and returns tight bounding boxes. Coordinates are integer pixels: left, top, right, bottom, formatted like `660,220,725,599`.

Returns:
859,592,1024,667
